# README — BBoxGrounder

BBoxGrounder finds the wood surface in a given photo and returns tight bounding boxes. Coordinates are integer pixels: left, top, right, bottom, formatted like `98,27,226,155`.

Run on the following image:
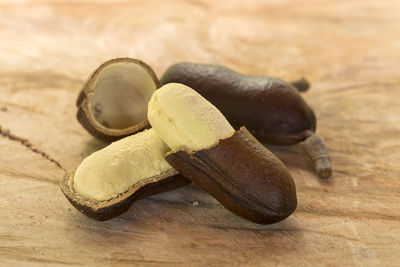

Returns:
1,0,400,266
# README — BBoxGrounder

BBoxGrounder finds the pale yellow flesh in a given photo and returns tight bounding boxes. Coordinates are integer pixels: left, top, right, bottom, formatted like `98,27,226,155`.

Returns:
90,62,156,129
73,129,176,201
147,83,235,151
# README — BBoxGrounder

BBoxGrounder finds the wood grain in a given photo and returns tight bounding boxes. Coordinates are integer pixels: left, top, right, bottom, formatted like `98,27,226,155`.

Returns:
1,0,399,266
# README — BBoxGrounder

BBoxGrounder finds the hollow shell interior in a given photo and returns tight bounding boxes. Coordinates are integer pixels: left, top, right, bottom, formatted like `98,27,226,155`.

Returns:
89,61,157,130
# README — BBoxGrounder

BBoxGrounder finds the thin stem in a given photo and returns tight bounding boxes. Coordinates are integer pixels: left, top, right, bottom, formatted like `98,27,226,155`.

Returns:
303,132,332,178
290,78,310,92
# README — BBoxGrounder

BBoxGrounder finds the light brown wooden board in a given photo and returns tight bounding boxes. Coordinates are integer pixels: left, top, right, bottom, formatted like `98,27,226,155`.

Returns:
1,0,399,266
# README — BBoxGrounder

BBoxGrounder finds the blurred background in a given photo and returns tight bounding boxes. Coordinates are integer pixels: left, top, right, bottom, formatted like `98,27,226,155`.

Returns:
2,0,399,81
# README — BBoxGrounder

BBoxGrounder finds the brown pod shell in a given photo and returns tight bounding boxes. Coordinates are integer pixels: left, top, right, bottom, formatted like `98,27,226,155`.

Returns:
60,170,189,221
77,58,159,142
160,62,316,145
165,127,297,224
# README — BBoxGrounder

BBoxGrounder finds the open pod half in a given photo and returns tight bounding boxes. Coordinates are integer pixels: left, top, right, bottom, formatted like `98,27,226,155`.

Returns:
148,83,297,224
60,129,189,221
60,170,187,221
166,127,297,224
77,58,159,142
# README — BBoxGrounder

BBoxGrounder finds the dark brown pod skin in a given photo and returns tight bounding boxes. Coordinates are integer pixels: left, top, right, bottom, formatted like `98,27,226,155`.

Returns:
60,172,189,221
77,58,159,142
160,62,332,178
160,62,315,145
165,127,297,224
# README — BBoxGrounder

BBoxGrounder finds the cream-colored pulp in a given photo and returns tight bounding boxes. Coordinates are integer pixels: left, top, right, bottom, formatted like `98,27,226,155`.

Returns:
73,129,175,201
147,83,235,151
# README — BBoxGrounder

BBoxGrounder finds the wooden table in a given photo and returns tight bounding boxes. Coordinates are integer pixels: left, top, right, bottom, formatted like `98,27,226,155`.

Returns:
1,1,399,266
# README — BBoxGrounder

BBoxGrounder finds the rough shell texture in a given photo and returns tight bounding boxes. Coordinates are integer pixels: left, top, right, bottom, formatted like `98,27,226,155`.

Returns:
166,127,297,224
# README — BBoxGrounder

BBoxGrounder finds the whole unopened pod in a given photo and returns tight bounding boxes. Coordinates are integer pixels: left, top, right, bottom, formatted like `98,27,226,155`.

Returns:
160,63,331,178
